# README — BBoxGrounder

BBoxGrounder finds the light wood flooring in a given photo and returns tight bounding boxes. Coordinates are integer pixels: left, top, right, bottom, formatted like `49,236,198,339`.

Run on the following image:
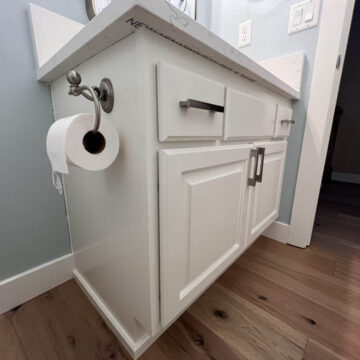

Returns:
1,186,359,359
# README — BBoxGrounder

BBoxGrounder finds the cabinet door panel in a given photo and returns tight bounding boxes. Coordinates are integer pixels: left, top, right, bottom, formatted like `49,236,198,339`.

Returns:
246,141,287,246
224,87,277,139
159,145,252,326
157,61,225,141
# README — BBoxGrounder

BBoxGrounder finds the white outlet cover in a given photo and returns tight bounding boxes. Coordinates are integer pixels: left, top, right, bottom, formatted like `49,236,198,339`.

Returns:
238,20,252,48
288,0,320,35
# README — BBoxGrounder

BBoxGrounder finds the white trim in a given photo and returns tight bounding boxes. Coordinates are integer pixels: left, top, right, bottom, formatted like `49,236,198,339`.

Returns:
0,253,74,315
288,0,355,248
331,172,360,184
262,221,290,244
74,269,180,359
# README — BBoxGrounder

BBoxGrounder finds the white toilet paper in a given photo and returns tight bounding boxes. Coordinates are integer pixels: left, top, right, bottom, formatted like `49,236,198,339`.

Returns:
46,113,119,193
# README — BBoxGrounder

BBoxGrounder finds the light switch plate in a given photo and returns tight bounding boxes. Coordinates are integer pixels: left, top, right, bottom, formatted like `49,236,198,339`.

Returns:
304,3,314,22
238,20,252,48
288,0,320,35
293,8,303,26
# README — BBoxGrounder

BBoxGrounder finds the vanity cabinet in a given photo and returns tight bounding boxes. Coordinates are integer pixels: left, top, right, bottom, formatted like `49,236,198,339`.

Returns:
50,34,294,356
41,2,298,356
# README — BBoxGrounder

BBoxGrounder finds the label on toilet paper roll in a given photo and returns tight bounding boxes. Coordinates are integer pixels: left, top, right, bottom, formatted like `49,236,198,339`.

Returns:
46,113,119,194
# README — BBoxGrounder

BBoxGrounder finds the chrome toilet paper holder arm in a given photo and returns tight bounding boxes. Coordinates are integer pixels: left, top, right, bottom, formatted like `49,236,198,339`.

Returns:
66,70,114,133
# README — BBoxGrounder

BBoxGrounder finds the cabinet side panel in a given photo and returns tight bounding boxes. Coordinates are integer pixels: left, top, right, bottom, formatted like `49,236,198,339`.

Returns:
51,33,153,345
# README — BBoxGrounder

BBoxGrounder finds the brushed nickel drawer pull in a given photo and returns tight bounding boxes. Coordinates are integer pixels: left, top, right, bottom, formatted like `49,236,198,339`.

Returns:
179,99,224,113
281,119,295,125
255,147,265,183
248,148,259,187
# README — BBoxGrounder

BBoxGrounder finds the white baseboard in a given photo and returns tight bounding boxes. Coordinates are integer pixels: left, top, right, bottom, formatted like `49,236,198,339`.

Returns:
331,172,360,184
73,269,194,359
74,269,151,359
262,221,290,244
0,253,74,315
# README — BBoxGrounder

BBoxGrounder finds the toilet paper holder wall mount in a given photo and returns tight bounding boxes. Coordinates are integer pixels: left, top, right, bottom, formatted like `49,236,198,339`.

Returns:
66,70,114,133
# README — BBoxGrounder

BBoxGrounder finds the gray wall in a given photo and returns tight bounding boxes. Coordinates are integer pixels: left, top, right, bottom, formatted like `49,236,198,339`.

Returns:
0,0,88,281
332,1,360,177
198,0,321,224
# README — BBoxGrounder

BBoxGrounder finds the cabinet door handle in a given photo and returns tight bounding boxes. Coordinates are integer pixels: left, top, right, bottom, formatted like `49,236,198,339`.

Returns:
255,147,265,183
179,99,224,113
248,148,259,187
281,119,295,125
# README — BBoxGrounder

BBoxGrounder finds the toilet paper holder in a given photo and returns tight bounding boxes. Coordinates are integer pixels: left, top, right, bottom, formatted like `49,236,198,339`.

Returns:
66,70,114,133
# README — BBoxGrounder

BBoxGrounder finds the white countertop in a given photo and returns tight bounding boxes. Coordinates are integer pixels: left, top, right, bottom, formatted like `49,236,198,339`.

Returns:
32,0,300,100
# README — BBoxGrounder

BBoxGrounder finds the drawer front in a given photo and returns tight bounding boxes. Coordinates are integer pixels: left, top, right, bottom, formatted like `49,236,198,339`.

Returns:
159,145,252,326
274,104,293,137
224,88,277,139
157,61,225,141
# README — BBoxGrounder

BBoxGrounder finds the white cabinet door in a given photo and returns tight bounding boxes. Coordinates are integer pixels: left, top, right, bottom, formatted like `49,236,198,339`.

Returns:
246,141,287,246
159,145,252,326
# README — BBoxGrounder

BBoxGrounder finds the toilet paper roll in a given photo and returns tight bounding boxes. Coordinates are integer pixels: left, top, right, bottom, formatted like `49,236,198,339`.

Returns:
46,113,119,192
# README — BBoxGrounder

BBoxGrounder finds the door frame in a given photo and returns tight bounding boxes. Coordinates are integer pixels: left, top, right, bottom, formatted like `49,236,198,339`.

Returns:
287,0,355,248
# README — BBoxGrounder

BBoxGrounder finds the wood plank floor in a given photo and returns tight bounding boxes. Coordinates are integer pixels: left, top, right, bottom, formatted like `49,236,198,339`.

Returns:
1,195,359,359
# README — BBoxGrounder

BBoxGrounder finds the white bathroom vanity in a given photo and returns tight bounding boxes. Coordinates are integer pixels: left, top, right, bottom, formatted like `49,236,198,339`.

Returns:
30,1,301,357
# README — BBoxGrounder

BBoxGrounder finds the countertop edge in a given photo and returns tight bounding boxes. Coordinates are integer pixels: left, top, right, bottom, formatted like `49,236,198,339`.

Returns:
36,0,300,100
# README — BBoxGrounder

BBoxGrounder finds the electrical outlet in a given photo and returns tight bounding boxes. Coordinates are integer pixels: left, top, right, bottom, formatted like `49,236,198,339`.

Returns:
238,20,252,48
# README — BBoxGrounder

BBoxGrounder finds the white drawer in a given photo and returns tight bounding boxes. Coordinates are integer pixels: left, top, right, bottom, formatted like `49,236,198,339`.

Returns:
274,104,293,137
157,61,225,141
224,88,277,140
